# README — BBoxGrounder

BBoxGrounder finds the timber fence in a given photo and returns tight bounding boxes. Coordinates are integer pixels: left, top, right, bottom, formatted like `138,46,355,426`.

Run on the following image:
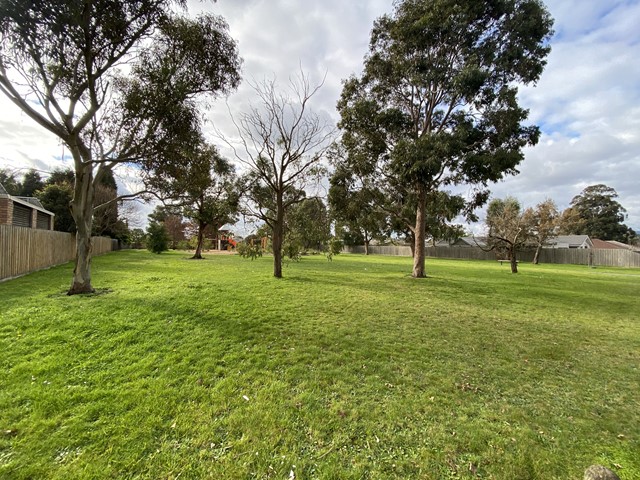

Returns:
0,225,115,281
343,245,640,268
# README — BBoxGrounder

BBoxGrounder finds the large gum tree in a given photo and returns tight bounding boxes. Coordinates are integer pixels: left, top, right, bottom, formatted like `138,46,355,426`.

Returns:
0,1,240,294
337,0,553,277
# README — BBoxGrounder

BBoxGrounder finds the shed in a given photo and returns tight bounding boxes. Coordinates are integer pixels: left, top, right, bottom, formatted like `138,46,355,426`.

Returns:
0,184,55,230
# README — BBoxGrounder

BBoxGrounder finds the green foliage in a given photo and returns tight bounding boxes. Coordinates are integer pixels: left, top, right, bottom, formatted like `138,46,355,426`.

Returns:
188,235,212,251
128,228,146,249
0,252,638,479
145,222,169,254
0,168,21,195
35,182,75,233
237,240,263,260
283,238,303,262
286,198,331,252
325,236,344,261
18,169,44,197
338,0,554,274
563,184,635,243
328,148,389,247
177,145,241,257
92,170,121,238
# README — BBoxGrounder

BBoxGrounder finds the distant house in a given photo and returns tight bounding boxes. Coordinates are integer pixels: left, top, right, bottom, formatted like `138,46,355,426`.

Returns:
596,239,640,252
545,235,592,249
591,239,628,249
435,236,488,248
0,183,54,230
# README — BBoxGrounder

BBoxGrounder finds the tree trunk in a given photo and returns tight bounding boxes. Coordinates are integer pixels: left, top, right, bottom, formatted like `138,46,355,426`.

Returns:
408,230,416,258
532,244,541,264
272,197,284,278
412,188,427,278
192,221,205,259
364,239,370,255
68,161,95,295
272,222,283,278
510,247,519,274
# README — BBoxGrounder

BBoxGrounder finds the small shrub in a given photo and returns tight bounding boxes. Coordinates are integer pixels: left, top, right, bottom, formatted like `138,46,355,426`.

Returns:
283,240,302,262
237,241,263,260
146,222,169,254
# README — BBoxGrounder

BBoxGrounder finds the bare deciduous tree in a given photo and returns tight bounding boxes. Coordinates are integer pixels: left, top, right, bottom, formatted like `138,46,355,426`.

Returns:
485,197,530,274
221,72,334,277
523,199,559,264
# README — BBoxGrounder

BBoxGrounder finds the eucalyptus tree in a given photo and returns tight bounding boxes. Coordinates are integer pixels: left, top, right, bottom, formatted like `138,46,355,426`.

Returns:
329,162,388,255
180,145,241,260
223,73,334,278
286,197,331,253
561,184,634,243
337,0,553,277
0,1,240,293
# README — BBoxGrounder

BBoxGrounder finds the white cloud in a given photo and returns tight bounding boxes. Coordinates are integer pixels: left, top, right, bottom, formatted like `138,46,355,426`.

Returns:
1,0,639,233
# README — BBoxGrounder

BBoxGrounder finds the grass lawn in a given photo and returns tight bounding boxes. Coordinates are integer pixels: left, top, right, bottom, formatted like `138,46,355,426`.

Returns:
1,250,639,479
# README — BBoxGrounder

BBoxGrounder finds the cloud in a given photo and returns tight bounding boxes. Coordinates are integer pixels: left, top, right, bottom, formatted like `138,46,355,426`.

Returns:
501,0,640,230
1,0,639,234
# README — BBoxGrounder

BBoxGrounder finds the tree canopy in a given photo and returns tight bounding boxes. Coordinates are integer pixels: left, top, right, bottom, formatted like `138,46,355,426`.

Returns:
337,0,553,277
561,184,635,243
0,0,241,293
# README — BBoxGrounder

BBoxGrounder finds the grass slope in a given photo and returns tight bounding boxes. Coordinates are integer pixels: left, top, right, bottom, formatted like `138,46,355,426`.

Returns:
1,251,638,479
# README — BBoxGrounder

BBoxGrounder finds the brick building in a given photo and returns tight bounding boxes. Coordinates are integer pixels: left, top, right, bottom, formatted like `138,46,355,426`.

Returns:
0,183,55,230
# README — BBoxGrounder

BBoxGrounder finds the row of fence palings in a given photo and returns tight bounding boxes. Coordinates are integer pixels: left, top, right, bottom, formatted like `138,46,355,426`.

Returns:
343,245,640,268
0,225,115,281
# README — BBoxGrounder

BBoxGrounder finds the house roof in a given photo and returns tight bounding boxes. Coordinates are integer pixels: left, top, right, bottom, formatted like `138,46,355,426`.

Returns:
15,196,45,209
592,239,628,249
3,192,54,217
435,236,487,248
604,240,640,252
547,235,592,248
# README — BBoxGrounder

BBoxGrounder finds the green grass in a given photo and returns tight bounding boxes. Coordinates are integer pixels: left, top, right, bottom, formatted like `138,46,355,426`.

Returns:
1,251,639,479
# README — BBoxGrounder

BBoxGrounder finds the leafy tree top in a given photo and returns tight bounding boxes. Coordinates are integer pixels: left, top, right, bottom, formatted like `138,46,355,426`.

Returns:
338,0,554,190
566,184,634,242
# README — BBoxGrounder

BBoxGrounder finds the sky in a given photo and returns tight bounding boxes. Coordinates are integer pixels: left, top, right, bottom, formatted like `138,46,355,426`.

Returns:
1,0,638,233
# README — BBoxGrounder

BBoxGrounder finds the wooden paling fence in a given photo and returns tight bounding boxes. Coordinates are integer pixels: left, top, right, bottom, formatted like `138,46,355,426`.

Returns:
0,225,114,281
344,245,640,268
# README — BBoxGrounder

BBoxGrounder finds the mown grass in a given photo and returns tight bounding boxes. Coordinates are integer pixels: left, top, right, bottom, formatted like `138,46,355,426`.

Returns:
1,250,638,479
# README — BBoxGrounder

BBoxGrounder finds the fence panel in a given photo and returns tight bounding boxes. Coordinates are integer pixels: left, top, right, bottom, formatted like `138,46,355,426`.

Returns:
0,225,114,281
342,244,640,268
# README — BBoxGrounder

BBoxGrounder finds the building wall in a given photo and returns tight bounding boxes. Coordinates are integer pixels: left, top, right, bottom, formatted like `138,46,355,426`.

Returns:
0,197,13,225
0,197,54,230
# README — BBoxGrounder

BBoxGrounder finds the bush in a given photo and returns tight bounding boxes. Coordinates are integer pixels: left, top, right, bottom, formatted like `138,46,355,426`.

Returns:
326,236,343,261
283,239,302,262
146,222,169,254
237,241,263,260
